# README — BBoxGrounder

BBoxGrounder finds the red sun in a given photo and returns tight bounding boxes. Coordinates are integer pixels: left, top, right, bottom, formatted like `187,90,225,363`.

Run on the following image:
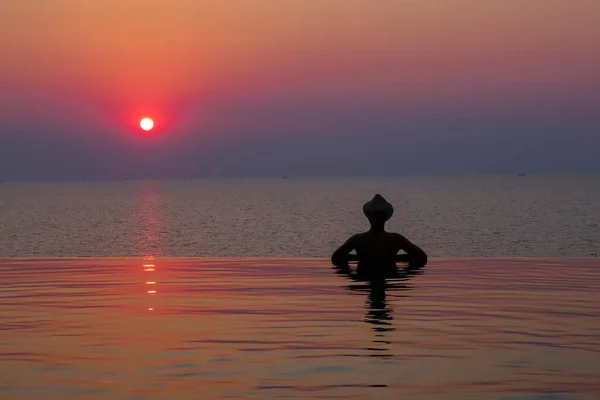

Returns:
140,118,154,131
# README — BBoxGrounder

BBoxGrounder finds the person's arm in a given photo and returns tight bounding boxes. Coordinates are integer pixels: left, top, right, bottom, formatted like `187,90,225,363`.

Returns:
331,235,358,268
396,234,428,265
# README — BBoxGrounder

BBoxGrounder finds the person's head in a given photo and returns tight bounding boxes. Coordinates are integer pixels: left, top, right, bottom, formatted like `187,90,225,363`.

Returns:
363,194,394,227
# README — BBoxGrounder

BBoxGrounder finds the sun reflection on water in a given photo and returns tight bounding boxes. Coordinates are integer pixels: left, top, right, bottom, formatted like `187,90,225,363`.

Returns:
133,181,163,313
143,257,157,311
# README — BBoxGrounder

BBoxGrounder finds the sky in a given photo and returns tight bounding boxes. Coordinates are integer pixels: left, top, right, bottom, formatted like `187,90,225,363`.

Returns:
1,0,599,180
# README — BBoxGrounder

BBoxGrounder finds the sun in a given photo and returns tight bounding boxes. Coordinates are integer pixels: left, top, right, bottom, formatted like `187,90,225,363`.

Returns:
140,118,154,131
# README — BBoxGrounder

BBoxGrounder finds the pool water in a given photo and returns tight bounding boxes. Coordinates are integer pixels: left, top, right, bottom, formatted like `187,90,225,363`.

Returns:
1,258,599,399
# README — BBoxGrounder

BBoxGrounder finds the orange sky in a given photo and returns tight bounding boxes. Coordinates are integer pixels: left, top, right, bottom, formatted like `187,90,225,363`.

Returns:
1,1,600,178
3,1,599,101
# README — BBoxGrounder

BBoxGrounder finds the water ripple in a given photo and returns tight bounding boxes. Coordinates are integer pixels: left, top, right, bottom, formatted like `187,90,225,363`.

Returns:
0,257,599,399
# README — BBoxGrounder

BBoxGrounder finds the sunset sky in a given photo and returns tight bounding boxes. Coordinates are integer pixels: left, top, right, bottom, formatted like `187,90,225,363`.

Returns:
1,0,599,179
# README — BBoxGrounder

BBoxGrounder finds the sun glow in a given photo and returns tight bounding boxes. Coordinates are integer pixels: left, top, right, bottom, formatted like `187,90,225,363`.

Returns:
140,118,154,131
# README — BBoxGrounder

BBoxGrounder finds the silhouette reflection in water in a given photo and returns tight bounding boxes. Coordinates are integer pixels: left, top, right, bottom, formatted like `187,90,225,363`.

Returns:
335,263,426,357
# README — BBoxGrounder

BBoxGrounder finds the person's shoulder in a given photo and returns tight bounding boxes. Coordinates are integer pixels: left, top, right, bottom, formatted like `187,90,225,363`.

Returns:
388,232,409,243
350,232,367,240
348,232,368,243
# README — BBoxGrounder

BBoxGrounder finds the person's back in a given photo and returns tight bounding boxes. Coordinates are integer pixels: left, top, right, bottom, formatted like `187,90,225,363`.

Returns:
331,194,427,278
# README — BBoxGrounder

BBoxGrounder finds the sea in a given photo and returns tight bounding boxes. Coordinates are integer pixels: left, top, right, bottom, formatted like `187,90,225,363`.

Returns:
1,175,599,258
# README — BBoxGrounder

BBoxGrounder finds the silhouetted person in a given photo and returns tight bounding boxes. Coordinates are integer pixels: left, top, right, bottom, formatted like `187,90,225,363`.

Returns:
331,194,427,278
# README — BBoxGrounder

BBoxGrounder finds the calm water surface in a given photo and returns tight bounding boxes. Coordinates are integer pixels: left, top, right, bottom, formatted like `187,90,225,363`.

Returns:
1,258,599,399
1,176,599,257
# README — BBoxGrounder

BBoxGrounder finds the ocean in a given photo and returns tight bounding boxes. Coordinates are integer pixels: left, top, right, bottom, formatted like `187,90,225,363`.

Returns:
1,175,599,257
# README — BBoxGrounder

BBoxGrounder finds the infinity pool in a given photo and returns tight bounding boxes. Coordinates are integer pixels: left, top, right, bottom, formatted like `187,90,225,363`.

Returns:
1,258,599,399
